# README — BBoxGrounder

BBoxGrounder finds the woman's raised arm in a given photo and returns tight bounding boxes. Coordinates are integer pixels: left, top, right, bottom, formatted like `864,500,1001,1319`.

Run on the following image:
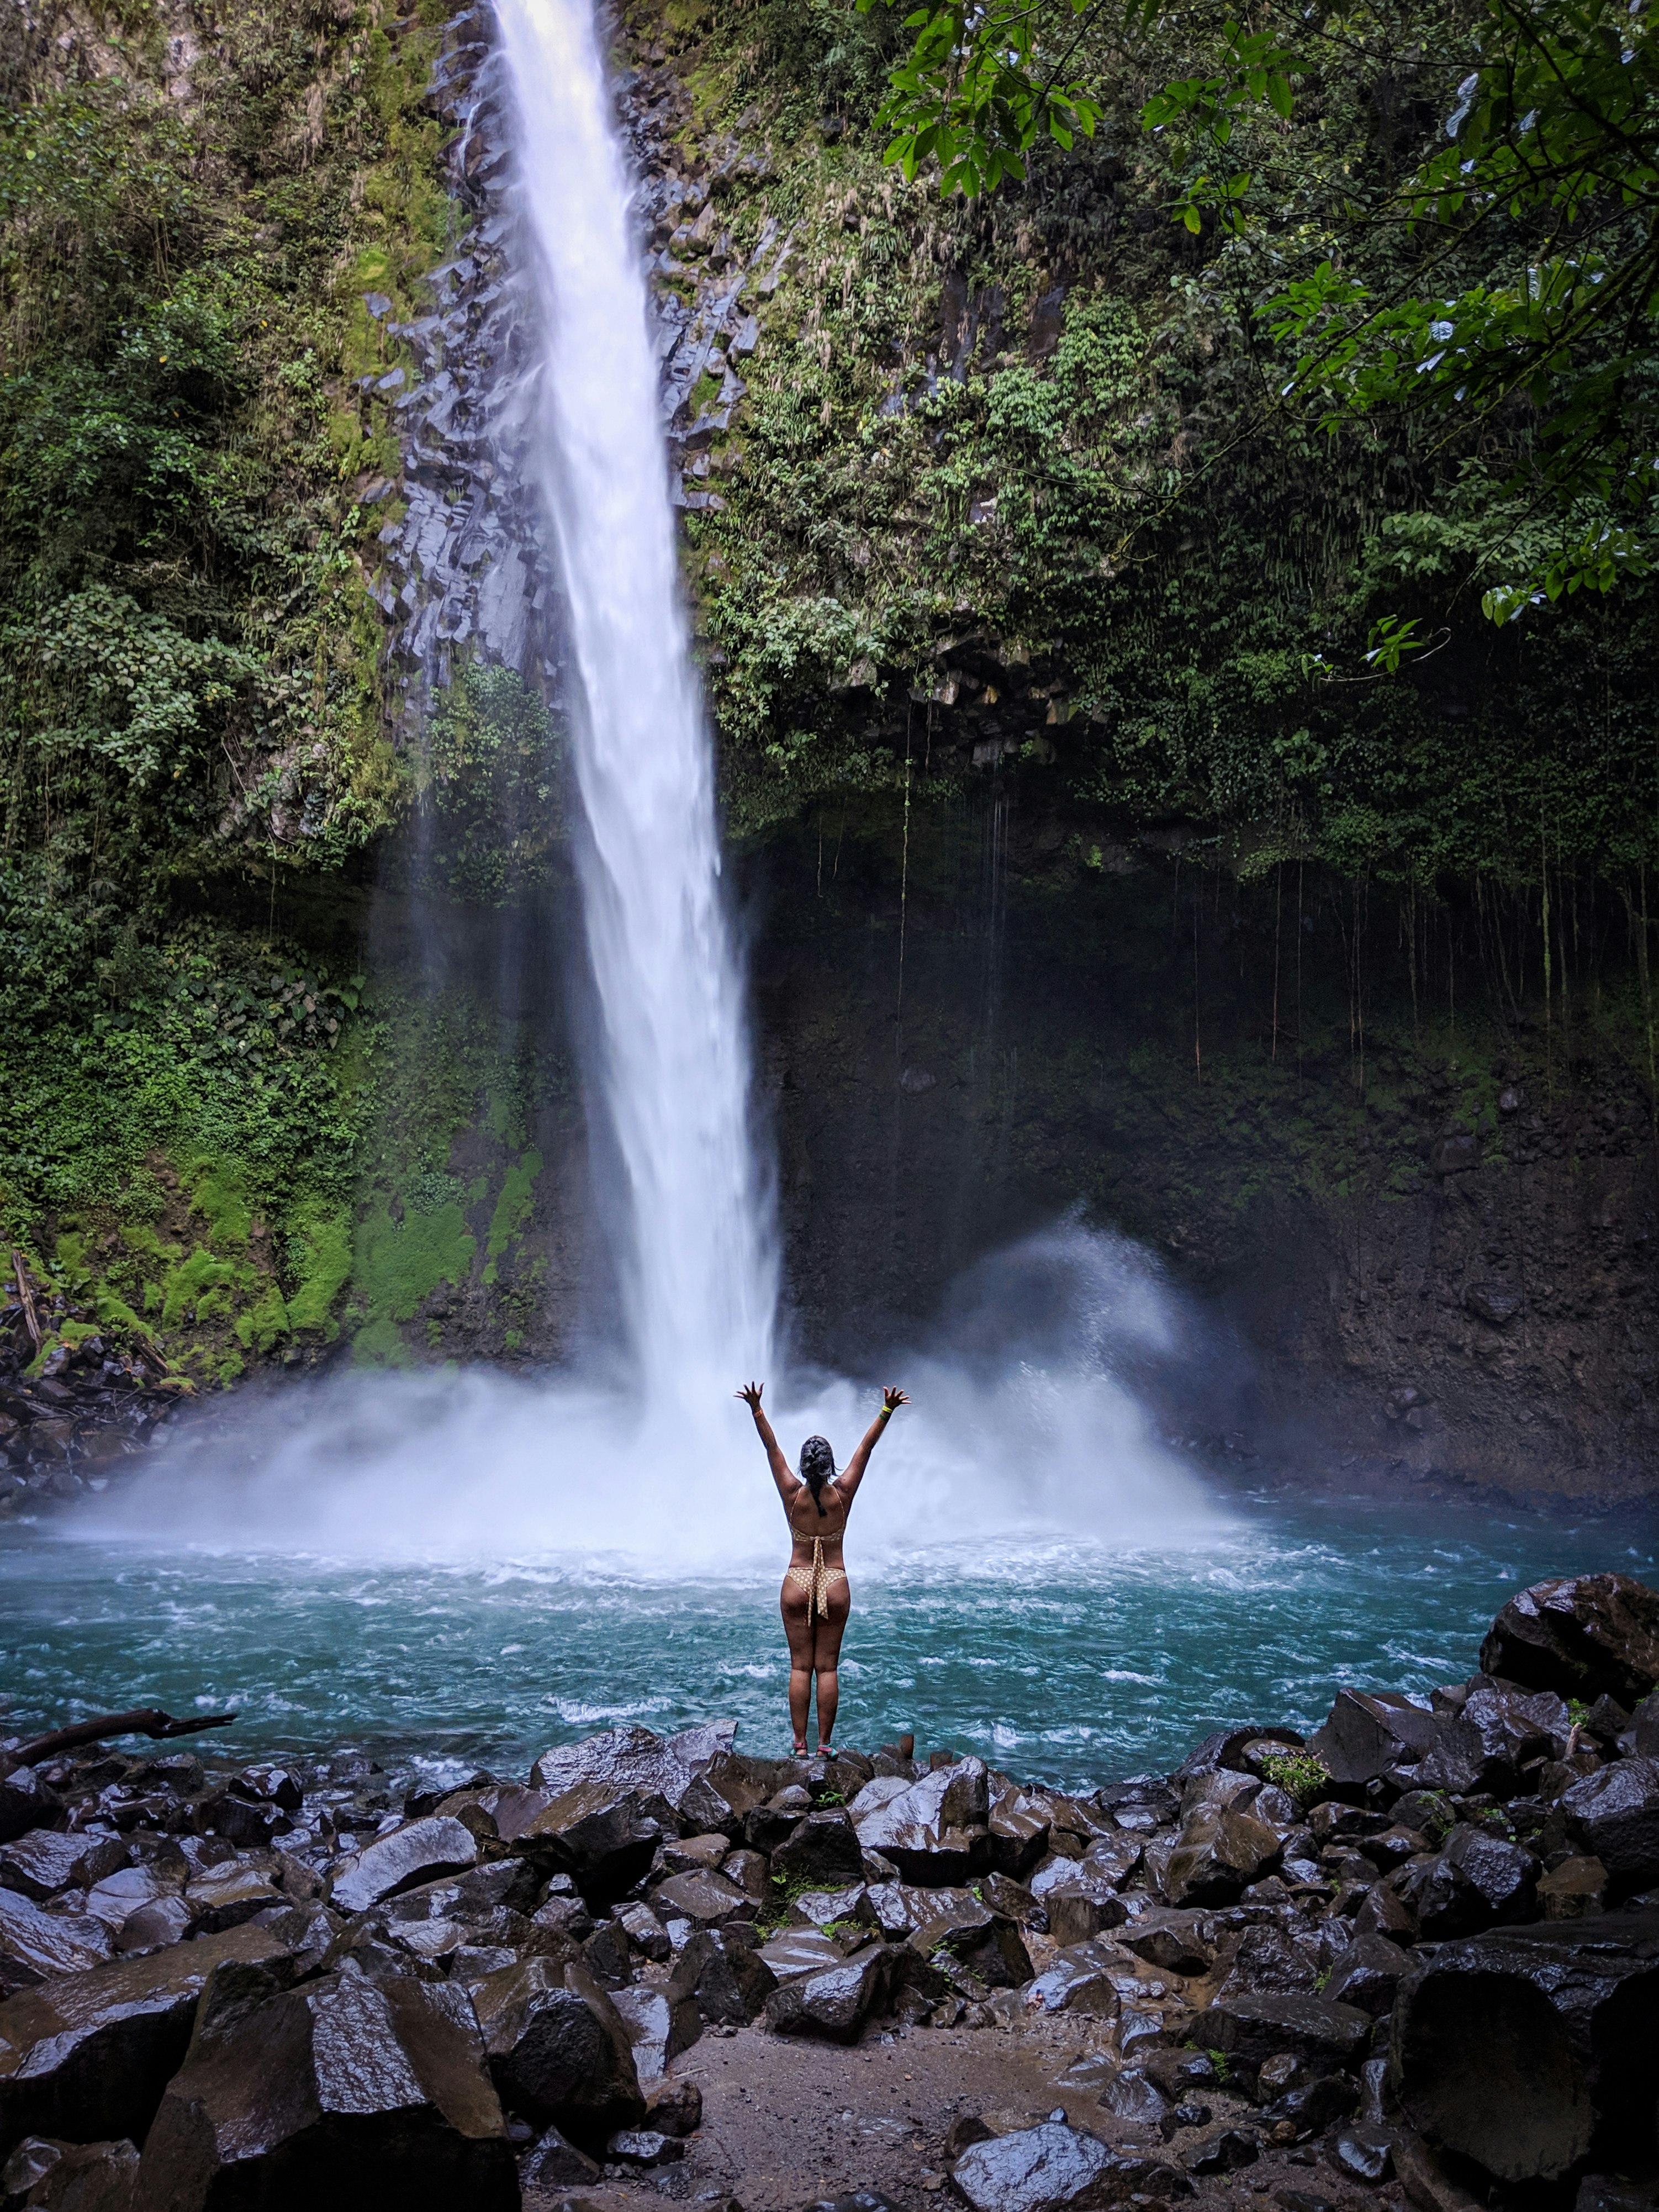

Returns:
836,1385,907,1504
736,1382,796,1504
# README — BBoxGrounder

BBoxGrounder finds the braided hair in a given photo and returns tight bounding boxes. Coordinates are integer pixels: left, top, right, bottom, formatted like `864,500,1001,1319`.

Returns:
799,1434,836,1514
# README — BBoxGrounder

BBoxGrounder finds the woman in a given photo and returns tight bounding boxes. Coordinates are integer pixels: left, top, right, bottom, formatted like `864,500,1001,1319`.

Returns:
736,1380,908,1755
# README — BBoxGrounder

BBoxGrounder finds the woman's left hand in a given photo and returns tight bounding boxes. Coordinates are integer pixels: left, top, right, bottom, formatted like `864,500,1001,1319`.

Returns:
881,1385,908,1413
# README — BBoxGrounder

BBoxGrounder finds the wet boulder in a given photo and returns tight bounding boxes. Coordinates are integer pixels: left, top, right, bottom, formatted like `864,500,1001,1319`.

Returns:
1389,1909,1659,2183
1418,1685,1571,1798
133,1960,516,2211
1310,1692,1443,1789
329,1815,478,1915
758,1925,847,1984
1538,1856,1610,1920
1117,1910,1213,1978
1100,2069,1172,2128
790,1883,880,1951
1038,1867,1130,1948
609,1985,700,2082
1480,1575,1659,1707
471,1957,645,2149
645,2078,701,2137
851,1759,991,1884
0,1834,128,1904
520,2122,601,2192
183,1866,283,1935
1213,1924,1319,2002
668,1925,776,2026
908,1895,1032,1988
763,1941,890,2042
951,2122,1188,2212
0,2134,138,2210
0,1769,60,1850
0,1891,114,1999
509,1787,663,1904
648,1867,749,1929
1156,1797,1281,1908
769,1810,864,1891
1198,1992,1371,2095
744,1785,814,1858
1322,1934,1413,2016
529,1721,743,1838
984,1786,1051,1880
1560,1759,1659,1897
0,1922,293,2158
1022,1944,1120,2020
1396,1823,1539,1938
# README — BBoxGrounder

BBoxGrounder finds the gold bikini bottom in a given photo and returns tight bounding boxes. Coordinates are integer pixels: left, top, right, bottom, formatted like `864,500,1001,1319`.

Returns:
785,1536,847,1622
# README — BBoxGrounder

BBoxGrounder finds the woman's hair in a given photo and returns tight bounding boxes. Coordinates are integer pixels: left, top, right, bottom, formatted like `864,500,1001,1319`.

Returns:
799,1434,836,1513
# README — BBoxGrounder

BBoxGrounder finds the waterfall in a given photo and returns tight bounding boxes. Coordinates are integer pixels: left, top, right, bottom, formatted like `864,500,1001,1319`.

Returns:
72,0,1227,1572
494,0,776,1400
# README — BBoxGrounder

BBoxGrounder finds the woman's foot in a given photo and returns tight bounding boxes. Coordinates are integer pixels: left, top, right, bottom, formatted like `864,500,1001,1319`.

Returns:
793,1740,809,1755
816,1742,832,1754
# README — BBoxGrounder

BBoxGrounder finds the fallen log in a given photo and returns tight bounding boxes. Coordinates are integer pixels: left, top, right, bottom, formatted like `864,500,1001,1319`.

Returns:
8,1707,237,1766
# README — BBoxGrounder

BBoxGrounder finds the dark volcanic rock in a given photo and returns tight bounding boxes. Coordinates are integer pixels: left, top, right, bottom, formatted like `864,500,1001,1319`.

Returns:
1309,1691,1442,1787
0,1891,114,1998
0,2133,138,2210
1322,1934,1413,2016
1039,1868,1129,1947
769,1810,864,1891
0,1833,128,1903
1560,1759,1659,1894
471,1958,644,2148
520,2121,601,2190
1397,1823,1539,1937
909,1896,1032,1987
0,1770,61,1851
1480,1575,1659,1706
1100,2068,1172,2127
1158,1800,1281,1908
527,1721,757,1840
850,1760,991,1884
0,1924,293,2160
133,1959,516,2210
1389,1909,1659,2182
762,1942,890,2042
952,2123,1189,2212
668,1925,776,2025
329,1815,478,1914
1182,2130,1259,2176
609,1984,701,2082
511,1786,663,1903
1199,1992,1371,2093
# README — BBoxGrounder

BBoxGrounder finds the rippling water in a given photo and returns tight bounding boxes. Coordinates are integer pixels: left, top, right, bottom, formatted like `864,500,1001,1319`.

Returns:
3,1498,1651,1790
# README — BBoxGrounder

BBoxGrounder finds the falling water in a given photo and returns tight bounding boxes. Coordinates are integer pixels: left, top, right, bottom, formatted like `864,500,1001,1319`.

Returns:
494,0,776,1398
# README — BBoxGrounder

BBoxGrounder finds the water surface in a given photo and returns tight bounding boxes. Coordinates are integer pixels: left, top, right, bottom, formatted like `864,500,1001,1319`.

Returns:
4,1498,1650,1789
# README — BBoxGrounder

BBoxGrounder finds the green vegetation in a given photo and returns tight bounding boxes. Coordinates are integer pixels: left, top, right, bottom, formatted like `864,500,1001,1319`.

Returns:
864,0,1659,620
641,0,1659,942
1255,1748,1333,1809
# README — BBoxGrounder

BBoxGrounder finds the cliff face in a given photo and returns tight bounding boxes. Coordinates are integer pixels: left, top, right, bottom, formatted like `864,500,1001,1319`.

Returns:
1,1,1655,1504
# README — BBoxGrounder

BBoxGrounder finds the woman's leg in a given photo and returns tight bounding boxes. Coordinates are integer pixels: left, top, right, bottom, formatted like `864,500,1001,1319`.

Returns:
780,1579,815,1753
811,1579,852,1751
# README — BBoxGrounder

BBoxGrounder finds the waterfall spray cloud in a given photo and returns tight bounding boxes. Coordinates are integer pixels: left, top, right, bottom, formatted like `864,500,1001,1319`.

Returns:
75,1223,1227,1566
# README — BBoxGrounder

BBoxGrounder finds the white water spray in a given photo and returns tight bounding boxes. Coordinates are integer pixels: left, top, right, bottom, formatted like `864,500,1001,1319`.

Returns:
495,0,775,1399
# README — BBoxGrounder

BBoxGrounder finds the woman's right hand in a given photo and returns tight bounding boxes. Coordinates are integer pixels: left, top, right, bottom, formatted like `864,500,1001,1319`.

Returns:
736,1381,764,1412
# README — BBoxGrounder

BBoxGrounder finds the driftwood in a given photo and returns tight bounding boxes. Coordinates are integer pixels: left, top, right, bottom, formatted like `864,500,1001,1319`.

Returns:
9,1707,237,1766
9,1250,40,1350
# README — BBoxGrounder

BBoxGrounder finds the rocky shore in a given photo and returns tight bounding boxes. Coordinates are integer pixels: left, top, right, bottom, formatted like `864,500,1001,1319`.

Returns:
1,1573,1656,2212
